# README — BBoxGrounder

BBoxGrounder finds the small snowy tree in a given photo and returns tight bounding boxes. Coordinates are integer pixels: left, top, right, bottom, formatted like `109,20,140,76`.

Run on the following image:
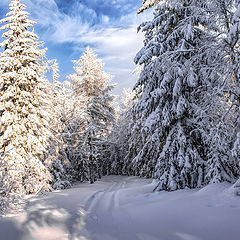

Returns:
0,153,15,214
206,121,238,184
67,47,115,183
0,0,52,195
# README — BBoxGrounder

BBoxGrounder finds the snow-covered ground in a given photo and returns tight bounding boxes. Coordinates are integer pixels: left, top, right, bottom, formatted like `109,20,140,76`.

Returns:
0,176,240,240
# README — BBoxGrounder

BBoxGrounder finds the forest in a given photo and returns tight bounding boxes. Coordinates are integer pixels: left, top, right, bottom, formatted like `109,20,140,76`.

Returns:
1,0,240,216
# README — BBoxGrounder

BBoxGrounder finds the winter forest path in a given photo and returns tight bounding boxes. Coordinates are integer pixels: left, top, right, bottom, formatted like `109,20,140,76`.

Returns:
0,176,154,240
1,176,240,240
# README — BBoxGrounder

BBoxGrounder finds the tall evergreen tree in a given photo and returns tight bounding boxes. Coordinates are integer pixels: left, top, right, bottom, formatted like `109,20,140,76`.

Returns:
0,0,52,195
128,0,234,191
67,47,115,183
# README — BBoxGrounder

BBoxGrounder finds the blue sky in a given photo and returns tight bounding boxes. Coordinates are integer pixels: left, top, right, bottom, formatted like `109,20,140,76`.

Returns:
0,0,152,96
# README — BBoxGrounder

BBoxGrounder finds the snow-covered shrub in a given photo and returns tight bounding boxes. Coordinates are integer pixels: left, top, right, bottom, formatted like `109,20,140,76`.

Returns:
0,153,18,215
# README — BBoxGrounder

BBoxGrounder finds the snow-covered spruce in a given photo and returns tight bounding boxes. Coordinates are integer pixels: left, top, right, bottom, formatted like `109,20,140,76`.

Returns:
126,0,239,191
0,0,52,195
67,47,115,184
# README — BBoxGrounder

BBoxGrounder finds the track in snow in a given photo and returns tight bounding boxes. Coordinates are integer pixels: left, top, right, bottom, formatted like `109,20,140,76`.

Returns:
83,176,143,240
85,179,126,213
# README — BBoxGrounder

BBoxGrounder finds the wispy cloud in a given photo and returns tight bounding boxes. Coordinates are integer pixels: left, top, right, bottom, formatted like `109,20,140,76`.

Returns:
0,0,153,96
78,26,145,93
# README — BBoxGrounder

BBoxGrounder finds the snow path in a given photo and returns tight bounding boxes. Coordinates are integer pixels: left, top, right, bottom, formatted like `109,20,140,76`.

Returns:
0,176,240,240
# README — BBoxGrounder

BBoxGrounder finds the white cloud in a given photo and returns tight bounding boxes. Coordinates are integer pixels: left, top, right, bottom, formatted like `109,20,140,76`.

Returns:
32,2,147,96
79,27,145,95
24,0,62,27
0,0,150,96
57,25,145,96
